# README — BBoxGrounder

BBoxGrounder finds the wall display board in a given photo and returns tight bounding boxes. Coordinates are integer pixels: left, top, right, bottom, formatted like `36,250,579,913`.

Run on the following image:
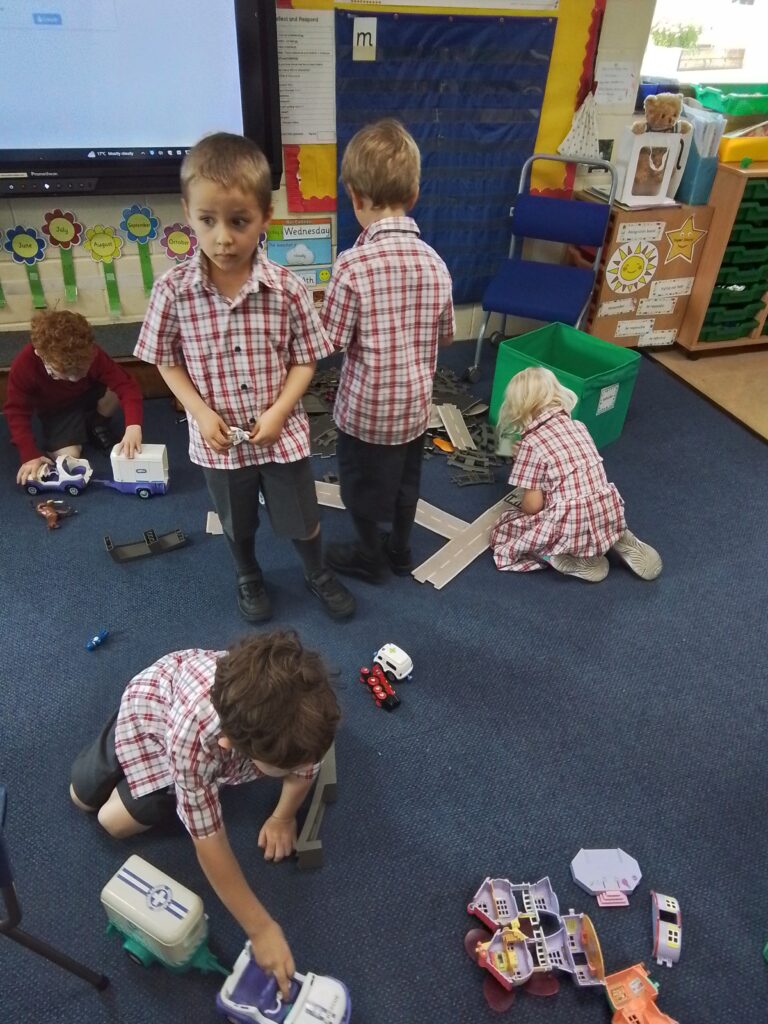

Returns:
335,10,556,302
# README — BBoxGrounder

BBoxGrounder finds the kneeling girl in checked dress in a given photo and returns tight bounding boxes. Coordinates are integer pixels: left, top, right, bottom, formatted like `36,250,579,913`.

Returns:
490,367,662,582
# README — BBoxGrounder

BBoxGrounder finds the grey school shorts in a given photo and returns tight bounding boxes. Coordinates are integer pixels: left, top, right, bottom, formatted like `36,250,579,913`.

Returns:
202,457,320,541
70,712,176,828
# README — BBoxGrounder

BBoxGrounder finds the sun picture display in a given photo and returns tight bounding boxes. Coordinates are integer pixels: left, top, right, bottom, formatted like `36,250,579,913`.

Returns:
605,241,659,294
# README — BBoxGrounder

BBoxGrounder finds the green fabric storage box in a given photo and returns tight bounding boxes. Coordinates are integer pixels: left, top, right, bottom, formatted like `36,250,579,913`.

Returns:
489,323,641,449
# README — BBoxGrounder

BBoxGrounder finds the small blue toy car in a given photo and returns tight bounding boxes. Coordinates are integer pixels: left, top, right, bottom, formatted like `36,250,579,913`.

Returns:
85,630,109,651
216,942,351,1024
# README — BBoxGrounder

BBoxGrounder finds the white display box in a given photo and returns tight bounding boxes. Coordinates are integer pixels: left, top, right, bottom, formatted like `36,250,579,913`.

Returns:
613,128,692,208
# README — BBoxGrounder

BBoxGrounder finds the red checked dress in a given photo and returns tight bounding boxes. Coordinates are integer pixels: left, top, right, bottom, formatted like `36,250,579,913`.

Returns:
490,409,626,572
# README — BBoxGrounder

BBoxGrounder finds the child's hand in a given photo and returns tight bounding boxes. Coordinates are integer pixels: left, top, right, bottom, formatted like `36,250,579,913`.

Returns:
249,919,295,999
17,456,53,486
115,425,143,459
257,814,297,862
196,407,233,453
249,406,286,447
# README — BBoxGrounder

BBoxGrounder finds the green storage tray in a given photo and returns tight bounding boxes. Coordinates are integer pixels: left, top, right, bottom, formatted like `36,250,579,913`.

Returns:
735,200,768,225
694,84,768,116
699,319,758,342
716,264,768,287
704,300,765,325
720,243,768,268
708,282,768,307
743,179,768,200
489,323,640,449
728,223,768,244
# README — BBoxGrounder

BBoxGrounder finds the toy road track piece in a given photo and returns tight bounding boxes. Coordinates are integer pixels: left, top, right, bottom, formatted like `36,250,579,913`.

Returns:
296,743,337,871
105,528,188,563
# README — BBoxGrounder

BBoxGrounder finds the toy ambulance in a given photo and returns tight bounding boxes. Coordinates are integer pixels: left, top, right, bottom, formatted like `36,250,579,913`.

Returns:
100,855,225,974
107,443,169,498
373,643,413,683
216,941,351,1024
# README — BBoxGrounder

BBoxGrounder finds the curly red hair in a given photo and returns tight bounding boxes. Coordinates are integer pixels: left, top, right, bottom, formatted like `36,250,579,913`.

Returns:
30,311,95,372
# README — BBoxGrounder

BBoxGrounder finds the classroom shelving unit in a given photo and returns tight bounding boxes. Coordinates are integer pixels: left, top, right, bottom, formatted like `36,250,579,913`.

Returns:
677,161,768,354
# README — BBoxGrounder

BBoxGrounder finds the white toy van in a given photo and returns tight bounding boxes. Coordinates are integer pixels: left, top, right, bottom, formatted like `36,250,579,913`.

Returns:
108,443,169,498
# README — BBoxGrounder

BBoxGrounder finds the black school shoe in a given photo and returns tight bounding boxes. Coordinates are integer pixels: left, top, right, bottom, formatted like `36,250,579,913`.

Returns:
325,542,388,584
380,533,414,576
305,568,356,620
236,571,273,623
87,412,119,452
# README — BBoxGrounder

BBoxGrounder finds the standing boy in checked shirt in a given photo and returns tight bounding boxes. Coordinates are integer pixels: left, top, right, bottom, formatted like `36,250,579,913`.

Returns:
70,630,338,998
321,119,455,581
134,133,354,622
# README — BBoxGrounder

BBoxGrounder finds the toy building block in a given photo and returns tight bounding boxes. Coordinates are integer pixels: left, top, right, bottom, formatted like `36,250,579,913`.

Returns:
296,743,337,871
650,891,681,967
437,404,476,450
216,940,351,1024
104,528,188,563
605,963,678,1024
466,876,605,1007
101,855,227,975
570,848,642,907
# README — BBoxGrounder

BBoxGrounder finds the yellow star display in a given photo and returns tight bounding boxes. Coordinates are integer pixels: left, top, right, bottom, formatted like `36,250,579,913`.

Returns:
665,216,707,264
606,242,659,294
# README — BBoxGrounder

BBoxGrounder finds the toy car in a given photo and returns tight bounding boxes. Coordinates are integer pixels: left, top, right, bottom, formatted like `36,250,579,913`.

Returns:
25,455,92,496
216,941,351,1024
359,665,400,711
85,629,109,651
373,643,413,683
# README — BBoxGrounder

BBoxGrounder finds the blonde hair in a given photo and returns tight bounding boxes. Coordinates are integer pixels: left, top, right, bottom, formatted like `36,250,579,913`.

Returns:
498,367,578,436
341,118,420,209
181,133,272,215
31,311,94,372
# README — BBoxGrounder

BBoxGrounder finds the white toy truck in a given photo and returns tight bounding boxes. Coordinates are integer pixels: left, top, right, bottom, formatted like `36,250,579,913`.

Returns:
106,443,169,498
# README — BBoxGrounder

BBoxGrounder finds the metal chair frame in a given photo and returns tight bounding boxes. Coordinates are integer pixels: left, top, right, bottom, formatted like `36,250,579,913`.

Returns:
0,786,109,990
466,153,618,381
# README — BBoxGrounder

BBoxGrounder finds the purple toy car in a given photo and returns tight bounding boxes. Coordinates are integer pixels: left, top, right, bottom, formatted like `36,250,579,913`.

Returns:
24,456,93,497
216,943,350,1024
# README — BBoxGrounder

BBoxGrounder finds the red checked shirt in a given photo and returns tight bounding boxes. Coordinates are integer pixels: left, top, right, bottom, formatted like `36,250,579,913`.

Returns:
114,649,320,839
321,217,454,445
134,252,334,468
490,409,625,572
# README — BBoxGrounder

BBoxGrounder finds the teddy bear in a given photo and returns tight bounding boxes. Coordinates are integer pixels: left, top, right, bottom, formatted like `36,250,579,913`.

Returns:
629,92,691,196
632,92,692,135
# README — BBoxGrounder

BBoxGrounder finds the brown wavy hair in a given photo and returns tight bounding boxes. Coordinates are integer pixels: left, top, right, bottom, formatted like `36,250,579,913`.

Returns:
341,118,420,209
211,631,340,768
181,132,273,215
30,311,95,372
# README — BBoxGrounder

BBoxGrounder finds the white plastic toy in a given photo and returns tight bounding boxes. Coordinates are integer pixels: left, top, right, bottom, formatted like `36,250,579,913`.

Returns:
100,855,224,974
105,443,169,498
373,643,414,683
651,890,682,967
216,942,351,1023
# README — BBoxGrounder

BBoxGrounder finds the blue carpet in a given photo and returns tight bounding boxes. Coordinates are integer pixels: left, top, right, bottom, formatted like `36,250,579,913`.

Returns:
1,340,767,1024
